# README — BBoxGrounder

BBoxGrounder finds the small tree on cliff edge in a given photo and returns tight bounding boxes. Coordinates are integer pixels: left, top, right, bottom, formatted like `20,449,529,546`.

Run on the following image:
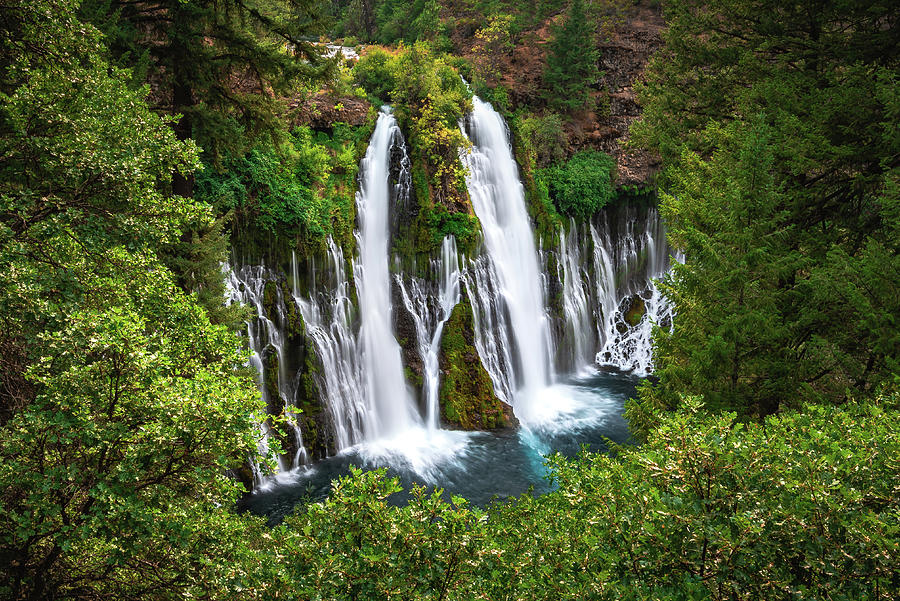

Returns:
544,0,599,112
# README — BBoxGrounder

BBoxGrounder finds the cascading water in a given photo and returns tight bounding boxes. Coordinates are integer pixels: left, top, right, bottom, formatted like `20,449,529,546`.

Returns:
460,96,555,420
224,263,306,480
293,241,366,449
287,109,468,478
352,109,422,438
238,96,681,513
551,206,676,377
555,219,596,372
396,236,462,430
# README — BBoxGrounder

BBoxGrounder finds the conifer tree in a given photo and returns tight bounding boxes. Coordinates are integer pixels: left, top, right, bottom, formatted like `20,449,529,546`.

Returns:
543,0,599,112
80,0,333,196
631,0,900,423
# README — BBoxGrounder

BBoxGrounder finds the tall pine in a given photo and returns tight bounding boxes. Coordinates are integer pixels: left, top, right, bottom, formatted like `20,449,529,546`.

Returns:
630,0,900,426
543,0,599,112
80,0,333,196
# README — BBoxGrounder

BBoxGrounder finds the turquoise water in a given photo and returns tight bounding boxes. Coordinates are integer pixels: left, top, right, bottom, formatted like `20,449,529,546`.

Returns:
240,370,637,523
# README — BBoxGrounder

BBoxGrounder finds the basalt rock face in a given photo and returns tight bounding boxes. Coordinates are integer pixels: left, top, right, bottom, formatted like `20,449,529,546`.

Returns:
259,277,332,462
438,287,516,431
595,7,665,186
392,278,426,413
289,92,371,131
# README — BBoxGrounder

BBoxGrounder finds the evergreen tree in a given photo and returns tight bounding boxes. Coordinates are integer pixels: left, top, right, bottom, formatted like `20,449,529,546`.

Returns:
543,0,599,112
630,0,900,422
80,0,333,196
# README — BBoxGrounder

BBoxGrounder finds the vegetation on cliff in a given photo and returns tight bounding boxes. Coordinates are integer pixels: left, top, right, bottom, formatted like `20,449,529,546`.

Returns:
197,120,375,259
438,295,511,430
353,43,481,257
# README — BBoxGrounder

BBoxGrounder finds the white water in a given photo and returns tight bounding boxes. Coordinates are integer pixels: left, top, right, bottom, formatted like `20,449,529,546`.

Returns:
294,241,367,449
224,263,306,482
556,219,596,371
551,207,676,377
287,109,471,482
353,109,422,438
396,236,462,430
460,97,555,422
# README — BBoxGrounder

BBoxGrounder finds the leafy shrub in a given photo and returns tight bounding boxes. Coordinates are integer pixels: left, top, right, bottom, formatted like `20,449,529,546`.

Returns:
353,46,397,102
517,111,568,168
542,150,615,221
196,123,370,250
268,395,899,600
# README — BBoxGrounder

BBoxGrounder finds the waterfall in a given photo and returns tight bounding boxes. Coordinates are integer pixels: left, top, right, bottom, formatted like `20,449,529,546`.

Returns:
552,206,676,377
352,108,421,438
226,95,678,488
396,236,462,430
556,219,596,371
461,254,516,404
224,263,306,481
293,241,366,449
460,96,555,420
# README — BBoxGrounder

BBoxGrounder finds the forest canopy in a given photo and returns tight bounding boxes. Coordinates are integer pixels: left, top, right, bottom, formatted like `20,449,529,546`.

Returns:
1,0,897,599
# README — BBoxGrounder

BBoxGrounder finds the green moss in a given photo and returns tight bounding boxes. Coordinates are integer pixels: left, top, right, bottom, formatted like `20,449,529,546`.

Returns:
281,280,304,339
624,297,646,327
262,281,278,321
404,366,423,390
263,350,280,406
439,296,509,430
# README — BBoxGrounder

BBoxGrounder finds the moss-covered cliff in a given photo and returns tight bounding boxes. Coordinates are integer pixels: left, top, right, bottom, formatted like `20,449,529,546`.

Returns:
260,277,331,461
438,291,515,430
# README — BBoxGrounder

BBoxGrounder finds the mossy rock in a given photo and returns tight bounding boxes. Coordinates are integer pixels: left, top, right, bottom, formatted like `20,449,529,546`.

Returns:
263,347,281,413
624,296,646,327
262,281,279,322
438,293,514,430
280,280,304,339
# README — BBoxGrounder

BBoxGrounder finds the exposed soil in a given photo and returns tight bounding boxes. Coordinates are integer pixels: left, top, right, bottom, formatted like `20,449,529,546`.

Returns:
594,4,666,186
288,91,371,130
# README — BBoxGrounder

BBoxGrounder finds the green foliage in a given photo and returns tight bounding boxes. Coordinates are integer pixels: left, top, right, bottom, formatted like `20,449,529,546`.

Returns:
354,43,472,208
196,122,370,253
634,0,900,418
352,46,397,102
80,0,334,165
471,14,515,85
517,111,568,168
256,394,900,600
353,42,475,256
425,205,482,252
159,212,248,328
0,2,271,597
276,467,487,599
543,0,600,112
542,150,616,221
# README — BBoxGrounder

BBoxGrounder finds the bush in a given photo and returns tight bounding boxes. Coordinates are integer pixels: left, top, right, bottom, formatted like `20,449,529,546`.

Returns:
267,394,900,600
353,47,397,103
517,111,568,168
196,123,370,250
542,150,615,221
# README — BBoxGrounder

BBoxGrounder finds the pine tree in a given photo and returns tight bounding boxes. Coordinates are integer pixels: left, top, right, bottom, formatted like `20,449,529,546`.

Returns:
80,0,333,196
543,0,599,112
632,0,900,421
